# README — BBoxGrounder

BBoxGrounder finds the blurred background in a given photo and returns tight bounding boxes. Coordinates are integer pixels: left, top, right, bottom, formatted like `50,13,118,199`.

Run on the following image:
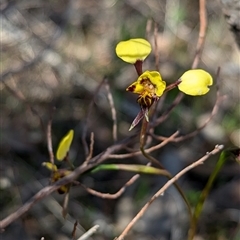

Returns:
1,0,239,239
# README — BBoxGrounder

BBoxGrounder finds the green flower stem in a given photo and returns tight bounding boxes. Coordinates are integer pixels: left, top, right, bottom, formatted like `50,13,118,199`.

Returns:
188,148,240,240
140,117,193,223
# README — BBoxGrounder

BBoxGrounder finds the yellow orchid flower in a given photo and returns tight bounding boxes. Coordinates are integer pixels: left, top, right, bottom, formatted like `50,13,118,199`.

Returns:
42,162,72,194
115,38,152,64
56,130,74,161
178,69,213,96
116,38,213,129
126,71,166,130
127,71,166,108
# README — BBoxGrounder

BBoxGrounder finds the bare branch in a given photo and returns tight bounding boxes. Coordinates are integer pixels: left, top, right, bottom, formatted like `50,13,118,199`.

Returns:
46,109,55,165
71,220,78,240
173,98,225,142
62,189,70,219
105,79,118,142
0,134,137,229
152,92,184,127
115,144,224,240
77,225,99,240
192,0,207,69
85,132,95,164
79,173,140,199
145,18,153,40
109,131,179,159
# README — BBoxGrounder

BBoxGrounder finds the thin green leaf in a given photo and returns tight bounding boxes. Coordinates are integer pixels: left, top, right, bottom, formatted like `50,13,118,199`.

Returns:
91,164,169,175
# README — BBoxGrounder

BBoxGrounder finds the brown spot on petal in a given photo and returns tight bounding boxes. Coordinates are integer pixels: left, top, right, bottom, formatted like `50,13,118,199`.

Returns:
126,85,136,92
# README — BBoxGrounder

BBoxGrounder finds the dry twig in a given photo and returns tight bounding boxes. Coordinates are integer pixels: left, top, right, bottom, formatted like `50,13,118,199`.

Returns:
71,220,78,240
152,92,184,127
77,225,99,240
85,132,95,164
105,79,118,142
192,0,207,69
79,172,141,199
109,131,179,159
145,18,153,40
46,108,55,165
115,144,224,240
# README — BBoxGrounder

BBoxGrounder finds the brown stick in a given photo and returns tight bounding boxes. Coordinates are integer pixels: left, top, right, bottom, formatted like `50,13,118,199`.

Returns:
105,79,118,142
115,145,224,240
192,0,207,69
79,173,140,199
109,131,179,159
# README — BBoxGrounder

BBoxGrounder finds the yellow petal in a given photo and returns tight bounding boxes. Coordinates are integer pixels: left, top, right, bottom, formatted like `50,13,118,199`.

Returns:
116,38,151,64
126,81,144,94
56,130,74,161
42,162,58,171
127,71,166,97
138,71,166,97
178,69,213,96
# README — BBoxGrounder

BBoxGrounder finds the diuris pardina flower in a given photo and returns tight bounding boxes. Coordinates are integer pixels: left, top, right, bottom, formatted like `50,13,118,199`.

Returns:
127,71,166,130
116,38,213,130
43,129,74,194
42,162,72,194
